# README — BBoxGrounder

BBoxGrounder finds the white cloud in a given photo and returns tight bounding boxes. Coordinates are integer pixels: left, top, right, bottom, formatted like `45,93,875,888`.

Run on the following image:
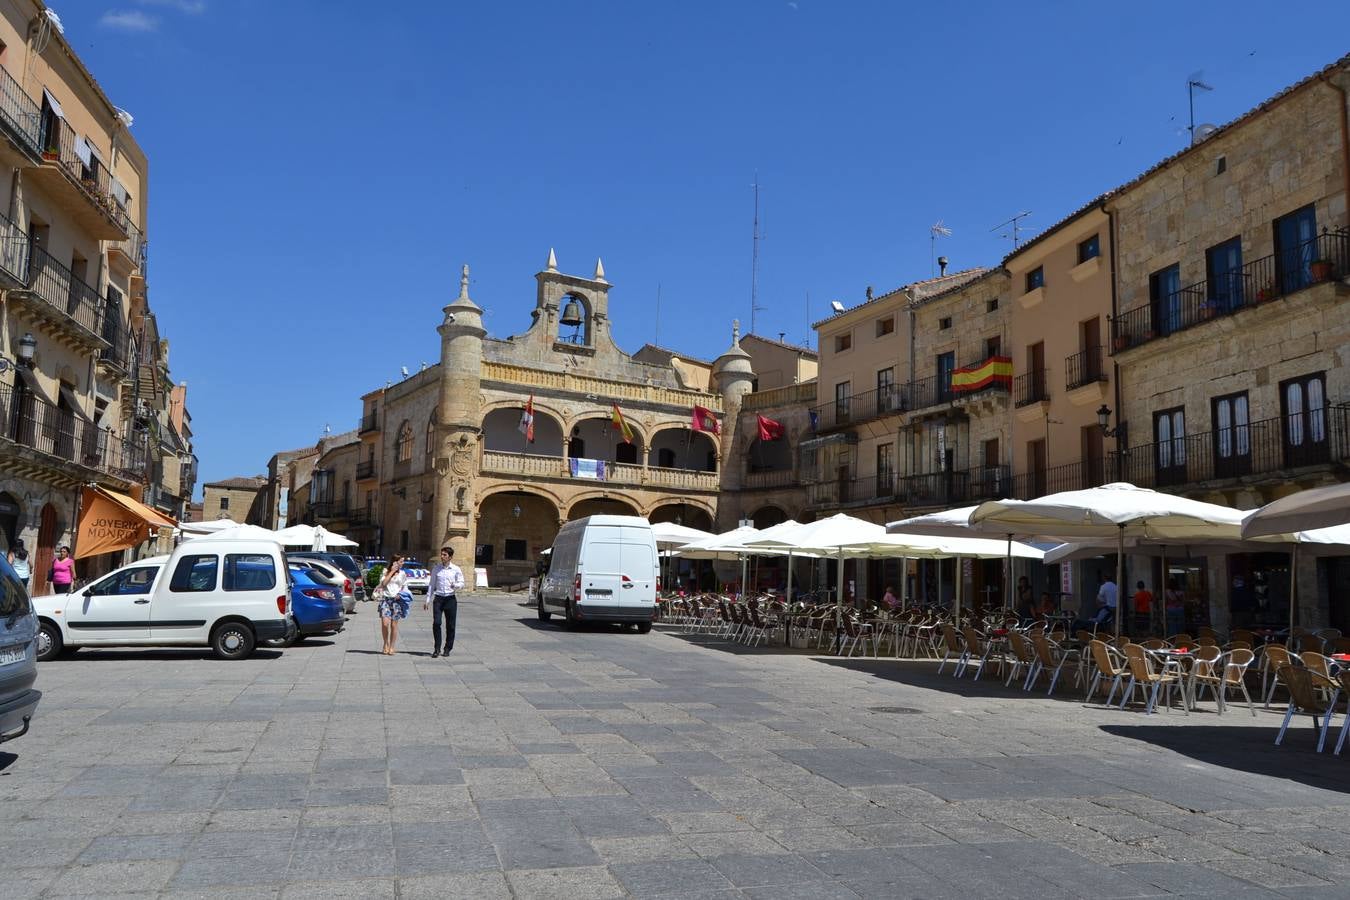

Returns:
137,0,207,12
100,9,159,31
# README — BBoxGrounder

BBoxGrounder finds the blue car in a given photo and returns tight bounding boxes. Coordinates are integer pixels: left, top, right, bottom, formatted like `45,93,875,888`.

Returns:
287,564,345,639
0,553,39,744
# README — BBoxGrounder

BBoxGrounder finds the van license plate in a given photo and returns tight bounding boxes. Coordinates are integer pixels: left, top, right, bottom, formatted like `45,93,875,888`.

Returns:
0,646,25,666
586,589,613,597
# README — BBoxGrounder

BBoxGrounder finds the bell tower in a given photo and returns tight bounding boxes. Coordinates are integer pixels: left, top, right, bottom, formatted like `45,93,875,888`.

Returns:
433,264,486,584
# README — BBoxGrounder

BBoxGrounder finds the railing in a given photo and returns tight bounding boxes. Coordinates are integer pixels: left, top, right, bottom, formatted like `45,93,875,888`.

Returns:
481,450,566,477
482,360,723,413
899,373,953,413
27,244,105,338
741,381,816,411
347,509,373,527
898,465,1010,507
1113,406,1350,489
1011,459,1109,500
40,114,122,219
179,460,195,490
0,210,28,285
355,459,376,479
0,382,146,481
99,319,134,371
358,411,379,433
111,218,145,270
810,385,907,431
1112,231,1350,352
0,63,40,158
312,501,349,520
1014,370,1050,407
1065,347,1107,391
742,468,795,489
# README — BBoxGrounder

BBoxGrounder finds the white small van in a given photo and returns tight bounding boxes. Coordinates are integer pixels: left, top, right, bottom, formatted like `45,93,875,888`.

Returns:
31,533,294,661
538,515,658,632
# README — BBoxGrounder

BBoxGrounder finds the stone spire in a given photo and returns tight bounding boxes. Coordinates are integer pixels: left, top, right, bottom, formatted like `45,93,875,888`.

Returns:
546,248,558,272
458,264,470,300
594,257,607,282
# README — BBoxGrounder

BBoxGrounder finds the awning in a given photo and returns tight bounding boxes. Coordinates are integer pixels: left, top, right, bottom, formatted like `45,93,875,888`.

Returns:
74,137,91,166
58,384,93,423
74,485,176,560
41,88,65,120
12,366,57,406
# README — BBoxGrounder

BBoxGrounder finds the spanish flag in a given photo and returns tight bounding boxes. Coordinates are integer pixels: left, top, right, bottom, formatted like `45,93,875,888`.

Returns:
611,403,634,444
951,355,1013,393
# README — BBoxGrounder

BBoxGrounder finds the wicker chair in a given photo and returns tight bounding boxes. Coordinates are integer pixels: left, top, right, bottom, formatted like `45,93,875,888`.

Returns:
1120,643,1185,715
1191,648,1256,716
1086,639,1128,705
1274,665,1340,752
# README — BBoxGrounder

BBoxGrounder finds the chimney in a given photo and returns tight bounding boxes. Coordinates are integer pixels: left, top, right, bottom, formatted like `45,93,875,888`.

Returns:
937,256,949,276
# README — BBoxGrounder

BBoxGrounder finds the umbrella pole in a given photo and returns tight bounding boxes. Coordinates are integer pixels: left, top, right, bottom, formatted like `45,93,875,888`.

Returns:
835,548,844,651
1157,546,1167,638
1005,534,1013,612
1115,525,1125,641
1289,544,1298,640
900,556,908,611
955,555,963,625
938,560,945,616
740,555,748,600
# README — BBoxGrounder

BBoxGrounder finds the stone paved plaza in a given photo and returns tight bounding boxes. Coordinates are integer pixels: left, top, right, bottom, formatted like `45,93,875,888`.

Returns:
5,595,1350,898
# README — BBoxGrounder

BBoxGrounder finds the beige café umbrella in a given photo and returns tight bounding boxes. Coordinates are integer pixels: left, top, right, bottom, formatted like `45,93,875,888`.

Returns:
1241,483,1350,538
887,506,1045,612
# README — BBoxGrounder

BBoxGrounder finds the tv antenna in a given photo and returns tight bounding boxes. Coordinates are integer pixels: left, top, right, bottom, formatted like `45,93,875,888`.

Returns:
1187,72,1214,144
749,174,767,336
653,282,661,346
990,211,1032,250
930,221,952,277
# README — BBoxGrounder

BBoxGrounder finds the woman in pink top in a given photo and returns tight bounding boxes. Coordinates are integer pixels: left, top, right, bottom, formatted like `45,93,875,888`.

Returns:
50,545,75,594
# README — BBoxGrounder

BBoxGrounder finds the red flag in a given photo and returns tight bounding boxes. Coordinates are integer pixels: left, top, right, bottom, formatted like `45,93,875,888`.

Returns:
518,395,535,442
757,414,785,442
691,405,721,435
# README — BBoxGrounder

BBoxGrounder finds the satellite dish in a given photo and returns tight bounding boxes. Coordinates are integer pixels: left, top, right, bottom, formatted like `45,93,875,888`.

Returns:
830,300,846,313
400,366,410,377
1192,123,1219,145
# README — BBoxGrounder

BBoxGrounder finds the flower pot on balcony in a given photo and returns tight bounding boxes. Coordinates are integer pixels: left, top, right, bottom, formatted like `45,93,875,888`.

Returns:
41,150,57,161
1113,335,1131,352
1310,259,1334,283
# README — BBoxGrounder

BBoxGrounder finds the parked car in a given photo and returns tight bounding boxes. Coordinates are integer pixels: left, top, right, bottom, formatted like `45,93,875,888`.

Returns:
287,552,366,603
285,565,345,640
538,515,658,632
31,535,296,661
402,559,430,594
0,553,40,744
289,558,357,614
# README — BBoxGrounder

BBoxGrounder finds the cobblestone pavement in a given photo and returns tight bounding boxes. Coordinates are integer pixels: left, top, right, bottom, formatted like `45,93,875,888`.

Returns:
5,595,1350,898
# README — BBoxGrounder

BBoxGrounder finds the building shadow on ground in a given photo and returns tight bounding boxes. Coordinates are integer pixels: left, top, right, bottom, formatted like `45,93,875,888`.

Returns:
514,617,644,635
659,627,835,657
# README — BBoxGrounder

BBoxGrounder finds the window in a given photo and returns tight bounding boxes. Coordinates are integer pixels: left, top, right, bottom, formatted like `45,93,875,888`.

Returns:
1212,391,1251,478
1149,263,1182,335
834,381,851,422
1077,234,1101,264
1025,267,1044,292
170,554,218,593
877,367,894,411
396,422,413,462
615,442,637,464
876,443,894,495
1205,236,1244,312
1153,407,1187,485
834,332,852,353
425,419,436,456
939,316,952,330
657,447,676,468
400,530,409,553
88,566,158,596
985,336,1001,358
224,553,276,591
936,352,955,401
504,539,527,561
986,298,999,313
1282,373,1328,467
1274,204,1317,294
1215,155,1227,175
219,495,229,511
875,316,895,337
1026,439,1047,497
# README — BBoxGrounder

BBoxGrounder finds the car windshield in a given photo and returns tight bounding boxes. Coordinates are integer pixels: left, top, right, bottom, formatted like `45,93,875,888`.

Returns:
325,555,360,579
0,556,30,619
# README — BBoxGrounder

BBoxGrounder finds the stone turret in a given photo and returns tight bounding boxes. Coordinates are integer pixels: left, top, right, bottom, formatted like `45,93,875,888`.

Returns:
712,320,756,497
432,265,486,584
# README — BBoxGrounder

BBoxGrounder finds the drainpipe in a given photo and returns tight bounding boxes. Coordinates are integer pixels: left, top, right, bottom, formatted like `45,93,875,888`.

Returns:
1317,73,1350,219
1104,202,1124,466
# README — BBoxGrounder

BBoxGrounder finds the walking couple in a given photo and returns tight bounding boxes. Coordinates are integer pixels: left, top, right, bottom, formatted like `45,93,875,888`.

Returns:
375,547,464,656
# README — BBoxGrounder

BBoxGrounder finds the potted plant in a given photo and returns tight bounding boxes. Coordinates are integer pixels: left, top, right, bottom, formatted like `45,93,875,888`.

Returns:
41,146,58,161
1256,281,1276,303
1310,258,1334,282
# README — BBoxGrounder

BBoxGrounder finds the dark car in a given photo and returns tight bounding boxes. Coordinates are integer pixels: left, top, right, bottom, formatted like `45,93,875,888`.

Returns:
0,554,40,744
288,552,366,603
287,564,345,639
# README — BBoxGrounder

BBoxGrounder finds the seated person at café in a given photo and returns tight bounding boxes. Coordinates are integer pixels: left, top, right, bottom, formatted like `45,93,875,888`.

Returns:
1038,593,1057,618
882,585,899,610
1015,576,1035,621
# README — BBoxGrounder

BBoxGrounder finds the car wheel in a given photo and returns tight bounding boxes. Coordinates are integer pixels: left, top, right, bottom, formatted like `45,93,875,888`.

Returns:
36,621,63,661
564,600,579,630
537,596,552,622
211,622,256,660
636,622,652,634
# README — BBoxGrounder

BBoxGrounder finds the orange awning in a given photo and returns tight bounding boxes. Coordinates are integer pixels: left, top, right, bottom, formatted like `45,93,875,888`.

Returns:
74,486,177,559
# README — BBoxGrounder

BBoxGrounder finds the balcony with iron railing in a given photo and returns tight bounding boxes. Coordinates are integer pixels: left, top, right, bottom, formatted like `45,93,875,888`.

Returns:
0,63,40,163
33,115,128,240
1065,347,1108,391
97,318,135,375
1114,406,1350,490
10,243,108,351
898,465,1011,507
0,212,28,289
1014,370,1050,408
0,381,146,484
312,500,350,521
1011,459,1108,500
355,459,376,480
1112,231,1350,353
109,217,145,273
358,411,380,434
810,385,908,432
742,468,796,490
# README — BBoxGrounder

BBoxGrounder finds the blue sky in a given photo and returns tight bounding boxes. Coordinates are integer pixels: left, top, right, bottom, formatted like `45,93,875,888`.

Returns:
60,0,1350,492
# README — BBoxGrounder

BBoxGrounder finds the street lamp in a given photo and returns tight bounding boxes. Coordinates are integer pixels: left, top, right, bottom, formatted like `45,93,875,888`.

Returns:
1097,404,1122,438
511,503,522,518
17,332,36,367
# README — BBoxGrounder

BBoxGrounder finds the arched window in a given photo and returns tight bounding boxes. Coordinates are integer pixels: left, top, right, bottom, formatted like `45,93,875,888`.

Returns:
396,422,413,462
425,419,436,456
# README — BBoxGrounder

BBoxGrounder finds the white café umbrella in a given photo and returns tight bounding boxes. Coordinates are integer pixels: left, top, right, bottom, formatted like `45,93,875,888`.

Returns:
674,525,763,597
179,518,247,536
711,520,815,601
188,523,283,542
970,483,1246,638
887,506,1039,612
1242,483,1350,538
273,523,358,550
649,522,713,593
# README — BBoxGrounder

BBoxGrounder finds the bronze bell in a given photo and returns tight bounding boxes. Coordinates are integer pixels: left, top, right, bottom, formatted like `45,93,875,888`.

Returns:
560,298,584,327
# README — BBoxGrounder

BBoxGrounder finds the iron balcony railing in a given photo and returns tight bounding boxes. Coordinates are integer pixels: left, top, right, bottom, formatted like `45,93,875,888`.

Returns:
99,318,135,372
355,459,376,479
900,373,954,413
898,465,1010,507
1112,231,1350,352
358,412,379,433
0,211,29,285
811,385,906,431
0,381,146,481
0,63,41,159
1065,347,1108,391
28,243,106,338
40,114,122,220
111,217,146,270
1114,406,1350,489
1014,370,1050,407
312,501,350,520
1011,459,1109,500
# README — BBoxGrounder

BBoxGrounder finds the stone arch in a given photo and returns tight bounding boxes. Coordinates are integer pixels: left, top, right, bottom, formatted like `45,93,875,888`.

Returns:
395,420,414,462
482,405,565,456
750,505,788,528
647,501,714,531
746,436,791,473
566,415,646,466
557,291,593,346
476,489,562,588
648,425,718,472
565,491,642,521
477,482,566,512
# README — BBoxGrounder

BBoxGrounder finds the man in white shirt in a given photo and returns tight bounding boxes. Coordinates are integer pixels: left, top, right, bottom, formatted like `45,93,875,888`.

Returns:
1093,575,1118,627
427,546,465,658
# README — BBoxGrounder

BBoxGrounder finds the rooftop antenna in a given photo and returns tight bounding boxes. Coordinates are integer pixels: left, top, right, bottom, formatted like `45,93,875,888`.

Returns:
803,289,810,349
930,221,952,277
990,211,1033,250
654,282,661,346
749,174,767,336
1187,72,1214,144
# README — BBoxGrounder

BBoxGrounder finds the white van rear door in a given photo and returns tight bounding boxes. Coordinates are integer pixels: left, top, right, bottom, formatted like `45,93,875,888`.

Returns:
579,526,624,607
620,527,656,607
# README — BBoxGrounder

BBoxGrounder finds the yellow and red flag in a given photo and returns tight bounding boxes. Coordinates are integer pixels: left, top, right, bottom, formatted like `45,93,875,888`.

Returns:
611,403,634,444
951,355,1013,393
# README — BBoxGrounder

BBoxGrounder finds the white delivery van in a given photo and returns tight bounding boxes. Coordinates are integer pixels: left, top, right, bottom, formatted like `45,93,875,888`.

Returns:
538,515,658,632
31,534,295,661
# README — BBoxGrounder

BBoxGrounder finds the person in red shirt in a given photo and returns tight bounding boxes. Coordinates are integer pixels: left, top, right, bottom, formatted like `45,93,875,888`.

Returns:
1132,580,1154,637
